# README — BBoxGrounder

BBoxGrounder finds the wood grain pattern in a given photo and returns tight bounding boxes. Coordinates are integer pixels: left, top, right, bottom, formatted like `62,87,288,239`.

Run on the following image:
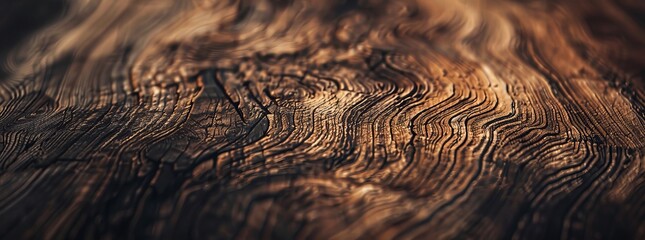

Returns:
0,0,643,239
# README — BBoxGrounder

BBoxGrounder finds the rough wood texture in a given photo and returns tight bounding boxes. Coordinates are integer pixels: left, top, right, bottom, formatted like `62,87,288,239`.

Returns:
0,0,643,239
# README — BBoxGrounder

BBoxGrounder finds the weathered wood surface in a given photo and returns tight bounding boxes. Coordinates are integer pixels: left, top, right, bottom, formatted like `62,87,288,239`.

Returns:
0,0,644,239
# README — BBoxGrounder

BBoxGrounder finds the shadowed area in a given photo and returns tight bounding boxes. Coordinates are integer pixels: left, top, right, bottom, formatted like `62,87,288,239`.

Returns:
0,0,643,239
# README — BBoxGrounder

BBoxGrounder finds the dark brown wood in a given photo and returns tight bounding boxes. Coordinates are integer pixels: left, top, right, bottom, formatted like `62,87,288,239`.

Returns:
0,0,643,239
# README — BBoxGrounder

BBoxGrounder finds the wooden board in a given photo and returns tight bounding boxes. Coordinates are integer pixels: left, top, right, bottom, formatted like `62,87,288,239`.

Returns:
0,0,643,239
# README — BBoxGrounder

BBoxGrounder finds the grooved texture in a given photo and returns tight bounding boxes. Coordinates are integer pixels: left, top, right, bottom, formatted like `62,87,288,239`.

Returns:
0,0,644,239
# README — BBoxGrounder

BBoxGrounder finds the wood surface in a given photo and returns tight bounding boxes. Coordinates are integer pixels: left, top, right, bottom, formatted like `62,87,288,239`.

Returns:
0,0,644,239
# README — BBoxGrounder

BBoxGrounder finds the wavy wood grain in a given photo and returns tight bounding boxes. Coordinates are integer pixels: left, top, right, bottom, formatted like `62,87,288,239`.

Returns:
0,0,643,239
